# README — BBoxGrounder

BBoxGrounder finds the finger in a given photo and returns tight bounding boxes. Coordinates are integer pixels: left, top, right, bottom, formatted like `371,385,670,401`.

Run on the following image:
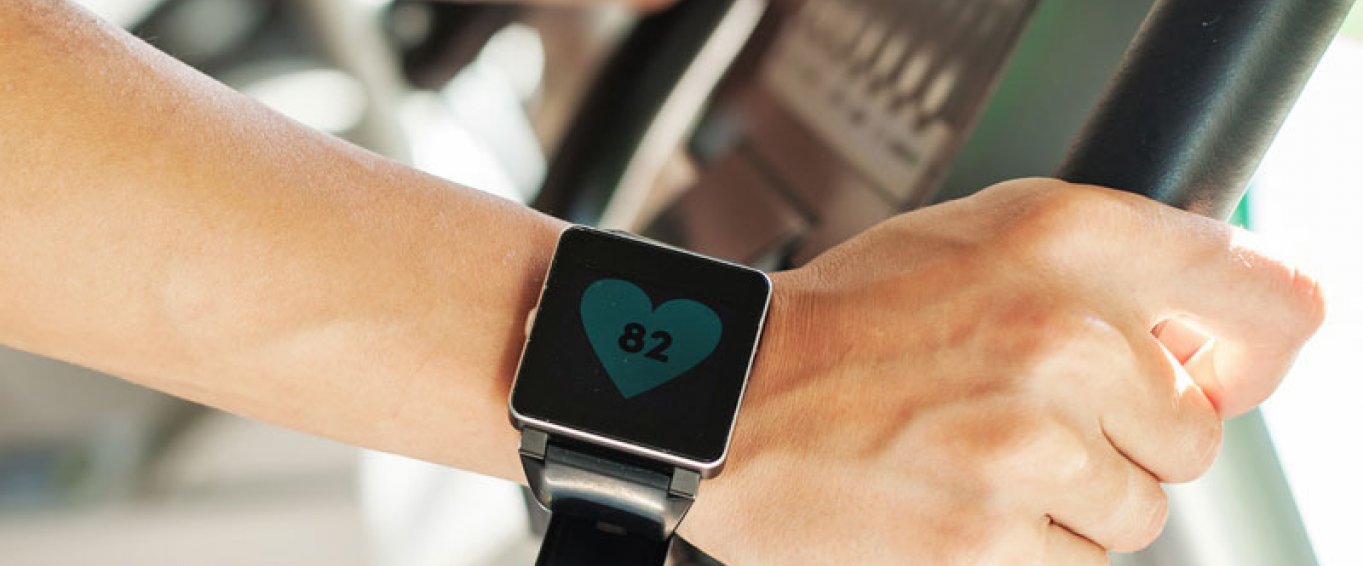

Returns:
1059,185,1324,417
1131,212,1323,417
1069,186,1322,350
1154,297,1314,419
1181,338,1225,418
1099,332,1223,483
1153,318,1209,364
1044,436,1168,553
1042,521,1109,566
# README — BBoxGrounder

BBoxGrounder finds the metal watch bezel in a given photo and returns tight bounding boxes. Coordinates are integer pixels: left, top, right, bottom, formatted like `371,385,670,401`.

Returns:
507,225,772,479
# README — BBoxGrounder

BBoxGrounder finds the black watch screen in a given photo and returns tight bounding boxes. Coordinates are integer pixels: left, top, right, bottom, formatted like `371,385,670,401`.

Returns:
510,227,771,466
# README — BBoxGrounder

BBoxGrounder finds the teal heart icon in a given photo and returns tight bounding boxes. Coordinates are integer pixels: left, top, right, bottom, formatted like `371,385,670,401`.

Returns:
580,279,722,399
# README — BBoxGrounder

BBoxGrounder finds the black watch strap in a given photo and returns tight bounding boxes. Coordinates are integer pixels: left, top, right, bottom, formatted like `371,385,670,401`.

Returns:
537,511,673,565
520,429,699,565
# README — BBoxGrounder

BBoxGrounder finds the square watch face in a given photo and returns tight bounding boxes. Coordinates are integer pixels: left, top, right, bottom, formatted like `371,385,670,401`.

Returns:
510,227,772,467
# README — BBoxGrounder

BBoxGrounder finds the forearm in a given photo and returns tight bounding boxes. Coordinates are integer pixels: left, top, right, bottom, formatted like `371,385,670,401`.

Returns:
0,1,562,480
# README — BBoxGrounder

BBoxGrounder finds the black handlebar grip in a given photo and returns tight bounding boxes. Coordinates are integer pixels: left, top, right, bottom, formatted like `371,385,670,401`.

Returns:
1056,0,1354,220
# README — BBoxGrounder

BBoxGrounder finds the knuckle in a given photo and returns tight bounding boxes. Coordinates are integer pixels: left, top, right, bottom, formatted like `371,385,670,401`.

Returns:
1182,413,1225,481
1160,409,1223,483
975,176,1068,202
998,186,1129,267
1128,486,1170,551
1100,464,1173,553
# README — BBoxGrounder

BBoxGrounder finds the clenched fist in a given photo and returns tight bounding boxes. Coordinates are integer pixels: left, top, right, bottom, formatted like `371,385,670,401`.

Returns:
681,178,1324,564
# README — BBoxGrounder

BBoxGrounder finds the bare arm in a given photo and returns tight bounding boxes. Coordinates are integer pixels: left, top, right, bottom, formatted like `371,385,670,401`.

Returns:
0,0,558,482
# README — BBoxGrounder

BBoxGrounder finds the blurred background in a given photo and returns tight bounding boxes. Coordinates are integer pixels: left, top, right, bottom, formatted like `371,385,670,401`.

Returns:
0,1,1359,565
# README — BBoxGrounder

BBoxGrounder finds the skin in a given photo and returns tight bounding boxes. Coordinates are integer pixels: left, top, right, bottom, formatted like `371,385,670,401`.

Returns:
0,1,1324,564
686,181,1324,563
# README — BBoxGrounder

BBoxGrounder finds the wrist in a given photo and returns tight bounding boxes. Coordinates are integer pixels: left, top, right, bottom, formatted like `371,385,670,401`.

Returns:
400,200,566,479
727,268,822,462
675,267,819,556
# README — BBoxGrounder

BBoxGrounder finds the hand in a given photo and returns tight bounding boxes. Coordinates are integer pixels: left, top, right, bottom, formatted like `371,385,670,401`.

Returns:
680,178,1325,564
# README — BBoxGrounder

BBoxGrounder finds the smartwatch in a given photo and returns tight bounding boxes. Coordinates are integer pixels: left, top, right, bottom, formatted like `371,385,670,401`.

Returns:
509,226,772,565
